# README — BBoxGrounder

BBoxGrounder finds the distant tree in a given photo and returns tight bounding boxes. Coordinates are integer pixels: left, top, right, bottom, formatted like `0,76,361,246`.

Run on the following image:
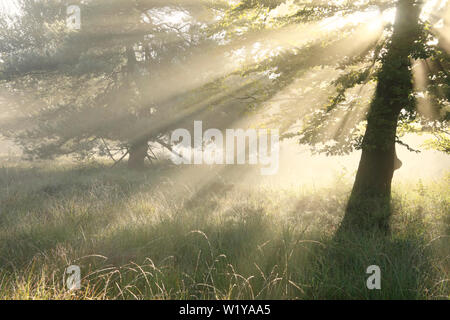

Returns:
0,0,229,169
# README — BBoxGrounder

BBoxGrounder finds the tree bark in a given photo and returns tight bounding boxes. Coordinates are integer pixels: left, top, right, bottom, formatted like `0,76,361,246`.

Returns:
127,140,148,170
339,0,421,233
124,45,148,170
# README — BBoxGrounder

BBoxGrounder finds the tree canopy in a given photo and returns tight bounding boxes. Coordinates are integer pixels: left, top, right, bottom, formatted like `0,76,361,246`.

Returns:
1,0,448,160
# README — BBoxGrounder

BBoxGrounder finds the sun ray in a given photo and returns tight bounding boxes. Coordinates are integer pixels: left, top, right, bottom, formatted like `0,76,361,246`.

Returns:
412,59,441,120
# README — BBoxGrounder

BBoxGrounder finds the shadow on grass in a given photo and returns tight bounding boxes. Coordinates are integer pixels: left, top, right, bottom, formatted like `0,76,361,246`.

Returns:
0,162,447,299
0,161,183,268
303,233,444,299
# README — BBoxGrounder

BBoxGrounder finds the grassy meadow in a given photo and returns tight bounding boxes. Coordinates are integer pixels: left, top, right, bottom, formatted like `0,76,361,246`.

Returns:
0,159,448,300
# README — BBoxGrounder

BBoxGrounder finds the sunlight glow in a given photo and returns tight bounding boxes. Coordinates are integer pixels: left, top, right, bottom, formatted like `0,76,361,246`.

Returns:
412,60,440,119
0,0,19,16
1,0,448,190
320,8,395,33
434,1,450,52
420,0,447,21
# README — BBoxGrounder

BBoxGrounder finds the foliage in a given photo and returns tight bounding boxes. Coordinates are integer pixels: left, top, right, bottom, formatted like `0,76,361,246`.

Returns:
1,0,448,161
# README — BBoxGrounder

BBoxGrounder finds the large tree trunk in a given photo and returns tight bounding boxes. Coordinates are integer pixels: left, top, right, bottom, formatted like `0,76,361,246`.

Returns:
339,0,421,233
128,140,148,170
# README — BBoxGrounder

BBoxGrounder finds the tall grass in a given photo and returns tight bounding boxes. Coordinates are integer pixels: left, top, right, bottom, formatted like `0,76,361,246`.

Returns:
0,160,448,299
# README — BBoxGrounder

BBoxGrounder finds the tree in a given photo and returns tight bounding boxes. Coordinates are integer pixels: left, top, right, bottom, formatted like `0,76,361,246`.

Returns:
340,0,423,232
208,0,450,233
0,0,226,169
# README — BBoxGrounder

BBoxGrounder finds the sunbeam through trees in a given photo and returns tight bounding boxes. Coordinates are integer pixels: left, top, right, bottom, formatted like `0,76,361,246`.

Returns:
0,0,448,302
